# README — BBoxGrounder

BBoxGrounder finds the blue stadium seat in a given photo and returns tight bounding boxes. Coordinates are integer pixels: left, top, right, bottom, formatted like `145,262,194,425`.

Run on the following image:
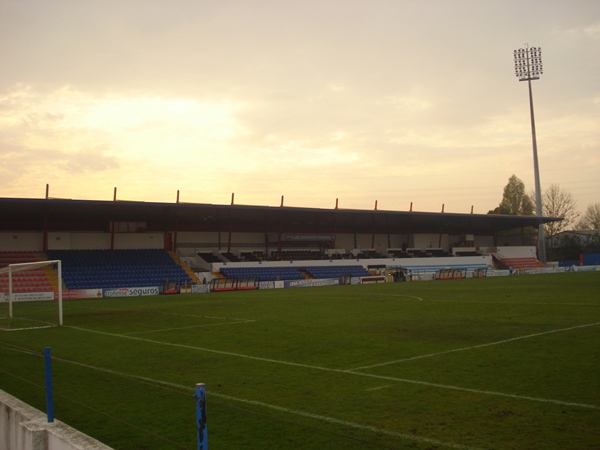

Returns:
48,249,196,290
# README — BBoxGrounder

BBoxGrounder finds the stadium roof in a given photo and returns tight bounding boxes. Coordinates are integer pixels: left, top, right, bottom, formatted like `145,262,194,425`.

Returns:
0,197,561,235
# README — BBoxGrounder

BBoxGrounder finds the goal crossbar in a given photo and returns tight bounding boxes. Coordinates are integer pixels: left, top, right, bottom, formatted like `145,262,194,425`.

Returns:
1,260,63,328
0,260,62,275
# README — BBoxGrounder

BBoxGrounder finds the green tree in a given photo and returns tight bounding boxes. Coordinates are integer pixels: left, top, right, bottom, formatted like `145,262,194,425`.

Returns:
489,175,534,215
576,203,600,231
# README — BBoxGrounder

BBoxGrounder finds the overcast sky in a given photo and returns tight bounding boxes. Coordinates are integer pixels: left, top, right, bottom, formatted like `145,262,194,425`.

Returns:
1,0,598,215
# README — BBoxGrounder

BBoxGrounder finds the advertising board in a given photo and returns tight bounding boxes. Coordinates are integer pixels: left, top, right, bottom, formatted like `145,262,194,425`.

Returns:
0,291,54,302
103,286,160,298
284,278,340,288
191,284,210,294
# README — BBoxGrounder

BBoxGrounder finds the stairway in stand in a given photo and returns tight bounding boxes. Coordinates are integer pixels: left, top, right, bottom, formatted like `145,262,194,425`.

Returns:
168,251,203,285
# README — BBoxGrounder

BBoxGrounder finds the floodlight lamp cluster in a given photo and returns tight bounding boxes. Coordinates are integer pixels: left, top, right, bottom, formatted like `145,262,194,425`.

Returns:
514,46,542,81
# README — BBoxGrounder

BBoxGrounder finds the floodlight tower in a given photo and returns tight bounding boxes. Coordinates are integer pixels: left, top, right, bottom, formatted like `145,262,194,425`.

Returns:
514,45,546,264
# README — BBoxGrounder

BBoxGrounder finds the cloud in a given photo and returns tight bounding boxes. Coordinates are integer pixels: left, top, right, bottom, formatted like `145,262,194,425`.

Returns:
584,22,600,40
0,1,598,213
57,144,120,173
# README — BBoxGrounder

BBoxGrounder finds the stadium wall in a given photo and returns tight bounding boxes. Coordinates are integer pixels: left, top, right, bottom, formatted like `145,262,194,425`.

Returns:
0,389,113,450
0,232,43,251
495,246,538,259
212,255,493,272
496,233,534,247
47,232,109,250
47,233,162,250
177,231,220,247
473,235,496,247
113,233,162,249
177,232,401,253
1,230,524,256
229,232,268,246
336,233,405,250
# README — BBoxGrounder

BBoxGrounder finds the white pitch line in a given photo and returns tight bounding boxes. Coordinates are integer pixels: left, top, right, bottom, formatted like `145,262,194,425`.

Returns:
324,295,599,307
378,294,424,301
68,325,337,371
67,325,600,410
326,294,424,301
424,300,600,306
40,356,488,450
348,321,600,371
150,311,254,322
208,391,487,450
432,299,593,307
365,384,393,392
123,320,256,335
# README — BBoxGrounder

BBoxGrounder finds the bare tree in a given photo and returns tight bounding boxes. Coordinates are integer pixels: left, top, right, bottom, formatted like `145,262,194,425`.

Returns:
577,203,600,230
531,184,579,242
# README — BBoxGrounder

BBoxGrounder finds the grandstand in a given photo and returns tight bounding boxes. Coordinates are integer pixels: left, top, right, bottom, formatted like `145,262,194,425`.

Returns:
0,244,551,296
0,251,56,293
0,195,562,297
220,264,371,281
47,249,197,290
493,255,546,271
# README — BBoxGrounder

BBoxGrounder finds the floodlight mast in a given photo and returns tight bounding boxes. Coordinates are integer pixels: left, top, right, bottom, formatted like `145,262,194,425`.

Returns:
514,45,546,264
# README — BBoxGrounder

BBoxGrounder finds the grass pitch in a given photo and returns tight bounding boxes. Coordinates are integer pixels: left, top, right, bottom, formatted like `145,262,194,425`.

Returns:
1,272,599,449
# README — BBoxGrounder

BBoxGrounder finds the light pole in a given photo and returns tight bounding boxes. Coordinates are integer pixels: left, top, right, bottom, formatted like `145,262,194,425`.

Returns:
514,45,546,264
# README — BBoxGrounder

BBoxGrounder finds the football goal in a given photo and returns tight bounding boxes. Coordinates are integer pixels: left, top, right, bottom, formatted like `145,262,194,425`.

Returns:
0,260,63,331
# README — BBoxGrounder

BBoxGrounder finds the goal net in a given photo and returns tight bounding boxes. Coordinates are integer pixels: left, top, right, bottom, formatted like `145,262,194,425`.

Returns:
0,260,63,331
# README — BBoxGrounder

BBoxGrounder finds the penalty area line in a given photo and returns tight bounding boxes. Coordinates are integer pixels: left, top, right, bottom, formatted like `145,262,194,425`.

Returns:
66,325,600,411
123,319,256,335
151,311,254,321
348,321,600,371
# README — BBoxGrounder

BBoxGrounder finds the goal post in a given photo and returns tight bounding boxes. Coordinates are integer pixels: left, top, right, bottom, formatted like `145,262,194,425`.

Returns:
0,260,63,330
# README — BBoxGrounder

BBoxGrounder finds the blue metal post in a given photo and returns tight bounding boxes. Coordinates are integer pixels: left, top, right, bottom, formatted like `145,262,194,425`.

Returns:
194,383,208,450
44,347,54,423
